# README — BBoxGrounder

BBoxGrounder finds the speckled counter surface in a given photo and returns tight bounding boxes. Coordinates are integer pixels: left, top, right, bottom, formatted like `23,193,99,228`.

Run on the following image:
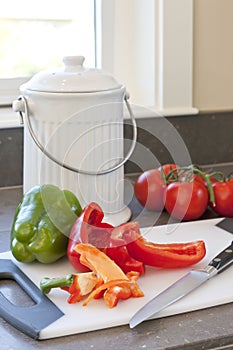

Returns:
1,184,233,350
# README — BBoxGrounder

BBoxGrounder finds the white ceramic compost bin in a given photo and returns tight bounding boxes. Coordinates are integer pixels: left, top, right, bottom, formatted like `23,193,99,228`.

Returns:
13,56,136,225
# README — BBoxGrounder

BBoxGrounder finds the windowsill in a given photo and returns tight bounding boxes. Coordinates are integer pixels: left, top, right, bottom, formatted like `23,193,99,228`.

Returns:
124,105,199,119
3,103,233,129
0,104,200,129
0,107,21,128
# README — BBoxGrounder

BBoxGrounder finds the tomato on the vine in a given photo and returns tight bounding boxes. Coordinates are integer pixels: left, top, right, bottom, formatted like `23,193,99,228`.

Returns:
210,179,233,217
158,163,179,177
165,181,209,221
192,174,216,187
134,169,166,211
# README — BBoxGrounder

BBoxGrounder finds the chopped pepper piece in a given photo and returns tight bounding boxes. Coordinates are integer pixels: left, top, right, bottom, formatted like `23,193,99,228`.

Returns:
83,275,144,308
67,202,112,272
74,243,129,282
75,243,144,307
40,243,144,308
40,272,101,303
112,221,206,268
106,237,145,274
67,202,144,274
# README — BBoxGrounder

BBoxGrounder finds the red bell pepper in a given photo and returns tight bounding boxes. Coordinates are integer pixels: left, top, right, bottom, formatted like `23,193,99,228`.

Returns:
67,202,113,272
82,276,144,308
40,271,101,304
106,236,145,274
111,221,206,268
68,202,206,272
40,243,144,308
67,202,144,274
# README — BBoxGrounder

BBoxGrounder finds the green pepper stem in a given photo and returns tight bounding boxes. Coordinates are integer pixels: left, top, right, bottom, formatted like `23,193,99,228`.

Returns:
40,274,74,294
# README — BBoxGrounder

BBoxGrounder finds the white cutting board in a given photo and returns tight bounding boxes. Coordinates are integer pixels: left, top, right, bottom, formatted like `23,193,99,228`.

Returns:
1,217,233,339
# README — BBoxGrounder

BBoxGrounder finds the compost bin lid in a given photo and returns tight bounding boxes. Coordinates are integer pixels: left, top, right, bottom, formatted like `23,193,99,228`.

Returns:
21,56,123,93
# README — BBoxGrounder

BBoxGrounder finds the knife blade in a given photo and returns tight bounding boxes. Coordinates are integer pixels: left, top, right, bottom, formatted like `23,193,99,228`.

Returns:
130,240,233,328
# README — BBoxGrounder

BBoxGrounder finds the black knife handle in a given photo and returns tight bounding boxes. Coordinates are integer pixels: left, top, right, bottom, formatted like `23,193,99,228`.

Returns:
208,241,233,273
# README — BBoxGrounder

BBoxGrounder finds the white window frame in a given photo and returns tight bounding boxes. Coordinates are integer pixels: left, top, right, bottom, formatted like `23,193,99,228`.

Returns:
0,0,198,128
97,0,198,117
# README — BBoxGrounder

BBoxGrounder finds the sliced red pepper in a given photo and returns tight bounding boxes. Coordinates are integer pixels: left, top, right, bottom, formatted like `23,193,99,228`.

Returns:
66,274,84,303
68,202,205,272
40,272,101,304
40,244,144,308
111,222,206,268
74,243,144,308
82,277,144,308
104,284,132,308
67,202,144,274
67,202,113,272
106,237,145,275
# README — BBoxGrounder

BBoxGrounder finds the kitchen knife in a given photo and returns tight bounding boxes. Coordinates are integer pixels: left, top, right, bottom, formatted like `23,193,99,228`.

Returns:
130,241,233,328
0,259,64,339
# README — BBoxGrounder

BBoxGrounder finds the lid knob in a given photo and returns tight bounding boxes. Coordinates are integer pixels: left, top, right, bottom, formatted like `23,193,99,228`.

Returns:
63,56,85,72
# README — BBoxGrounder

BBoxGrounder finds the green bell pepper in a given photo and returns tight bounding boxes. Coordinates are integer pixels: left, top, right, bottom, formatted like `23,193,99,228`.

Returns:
10,184,82,264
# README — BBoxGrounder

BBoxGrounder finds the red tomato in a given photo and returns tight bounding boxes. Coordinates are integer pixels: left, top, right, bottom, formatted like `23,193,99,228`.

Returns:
159,163,179,175
165,181,209,221
192,175,206,186
194,174,216,187
134,169,166,211
158,163,179,177
210,179,233,217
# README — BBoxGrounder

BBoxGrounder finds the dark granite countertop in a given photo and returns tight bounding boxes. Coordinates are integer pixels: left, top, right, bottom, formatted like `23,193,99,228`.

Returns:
1,178,233,350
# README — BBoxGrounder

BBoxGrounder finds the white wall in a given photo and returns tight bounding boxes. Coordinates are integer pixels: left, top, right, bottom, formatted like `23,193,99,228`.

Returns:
193,0,233,112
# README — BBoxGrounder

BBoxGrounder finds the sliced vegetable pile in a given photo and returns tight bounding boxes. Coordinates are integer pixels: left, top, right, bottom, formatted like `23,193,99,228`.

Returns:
67,202,144,275
10,184,207,309
40,202,206,307
134,163,233,220
40,243,144,308
67,202,206,272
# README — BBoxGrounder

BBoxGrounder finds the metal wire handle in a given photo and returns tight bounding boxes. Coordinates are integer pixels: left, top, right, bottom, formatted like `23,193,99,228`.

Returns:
16,95,137,175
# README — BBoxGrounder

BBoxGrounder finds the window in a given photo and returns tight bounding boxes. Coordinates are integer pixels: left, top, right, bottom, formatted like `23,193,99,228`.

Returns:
0,0,197,128
99,0,197,116
0,0,95,107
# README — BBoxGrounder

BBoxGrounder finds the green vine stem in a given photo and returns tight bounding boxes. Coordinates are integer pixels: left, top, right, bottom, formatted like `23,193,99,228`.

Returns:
204,174,215,206
165,164,224,207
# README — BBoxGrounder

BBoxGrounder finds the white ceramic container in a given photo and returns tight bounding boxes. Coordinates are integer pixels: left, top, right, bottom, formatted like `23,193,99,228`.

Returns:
13,56,136,225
